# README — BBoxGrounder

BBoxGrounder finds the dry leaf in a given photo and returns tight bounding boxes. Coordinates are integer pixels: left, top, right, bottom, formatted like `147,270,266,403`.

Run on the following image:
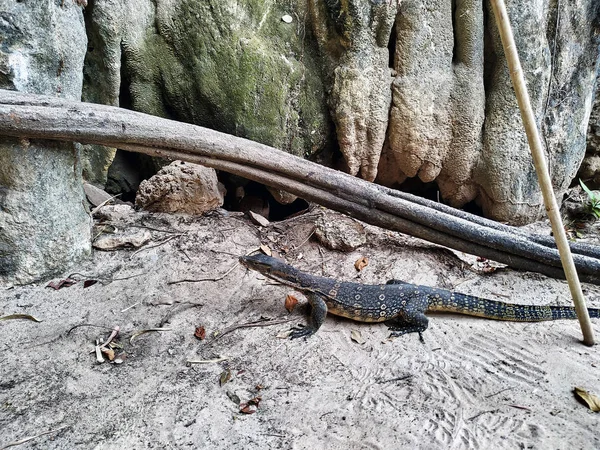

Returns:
276,330,292,339
574,387,600,412
219,369,232,386
260,245,272,256
129,327,172,344
46,278,77,290
0,314,42,323
239,396,262,414
194,326,206,340
350,329,366,344
284,294,298,313
101,347,115,361
226,391,241,404
354,257,369,271
83,279,98,288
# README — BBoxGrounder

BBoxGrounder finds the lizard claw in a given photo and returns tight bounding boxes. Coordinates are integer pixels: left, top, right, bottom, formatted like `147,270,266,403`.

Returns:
289,325,316,340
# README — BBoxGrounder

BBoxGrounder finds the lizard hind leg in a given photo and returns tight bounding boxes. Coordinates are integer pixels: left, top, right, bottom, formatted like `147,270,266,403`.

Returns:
289,293,328,340
386,311,429,342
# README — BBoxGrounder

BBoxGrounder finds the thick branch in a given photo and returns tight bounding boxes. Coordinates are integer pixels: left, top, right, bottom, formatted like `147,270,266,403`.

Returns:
1,90,600,284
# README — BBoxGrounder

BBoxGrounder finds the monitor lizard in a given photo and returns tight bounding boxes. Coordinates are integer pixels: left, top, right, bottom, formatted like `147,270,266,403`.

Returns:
239,254,599,339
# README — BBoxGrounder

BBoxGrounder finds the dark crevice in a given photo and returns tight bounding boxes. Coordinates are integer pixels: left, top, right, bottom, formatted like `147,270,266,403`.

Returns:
387,21,397,69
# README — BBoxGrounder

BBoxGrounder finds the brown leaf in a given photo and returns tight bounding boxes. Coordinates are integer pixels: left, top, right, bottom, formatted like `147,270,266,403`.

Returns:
239,396,262,414
260,245,272,256
129,327,172,344
83,279,98,288
574,387,600,412
0,314,42,323
194,326,206,340
101,347,115,361
46,278,77,290
354,256,369,271
284,294,299,313
219,369,232,386
350,329,366,344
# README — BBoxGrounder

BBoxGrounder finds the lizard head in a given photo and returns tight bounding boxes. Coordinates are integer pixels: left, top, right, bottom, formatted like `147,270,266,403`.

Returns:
239,254,301,285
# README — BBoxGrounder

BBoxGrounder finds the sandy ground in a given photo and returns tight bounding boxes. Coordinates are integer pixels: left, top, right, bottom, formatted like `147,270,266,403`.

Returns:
1,207,599,450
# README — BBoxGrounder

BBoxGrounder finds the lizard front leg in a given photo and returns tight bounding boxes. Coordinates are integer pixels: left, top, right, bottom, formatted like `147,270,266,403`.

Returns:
289,292,328,339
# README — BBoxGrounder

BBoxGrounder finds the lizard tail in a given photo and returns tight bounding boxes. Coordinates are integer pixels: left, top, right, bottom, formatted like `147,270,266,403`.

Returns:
427,290,600,322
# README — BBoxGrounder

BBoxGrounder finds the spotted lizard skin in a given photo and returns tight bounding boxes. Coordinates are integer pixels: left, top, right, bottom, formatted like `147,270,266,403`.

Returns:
239,254,599,339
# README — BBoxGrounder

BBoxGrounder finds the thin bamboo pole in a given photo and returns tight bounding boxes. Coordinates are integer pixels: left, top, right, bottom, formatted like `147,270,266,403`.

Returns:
490,0,595,345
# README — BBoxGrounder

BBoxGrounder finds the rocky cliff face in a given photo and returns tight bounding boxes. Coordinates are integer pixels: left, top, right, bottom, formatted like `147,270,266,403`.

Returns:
81,0,598,225
0,0,91,284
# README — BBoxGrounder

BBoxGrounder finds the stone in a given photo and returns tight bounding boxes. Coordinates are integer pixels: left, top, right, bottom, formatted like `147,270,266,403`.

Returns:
0,0,91,284
83,183,113,207
314,210,366,252
93,229,151,250
135,161,225,215
94,204,136,224
248,211,270,228
310,0,397,182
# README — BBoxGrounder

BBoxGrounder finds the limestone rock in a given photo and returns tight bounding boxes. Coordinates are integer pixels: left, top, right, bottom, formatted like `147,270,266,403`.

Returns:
135,161,225,215
314,211,366,252
93,229,151,250
0,1,91,284
310,0,397,182
94,204,136,224
84,183,113,208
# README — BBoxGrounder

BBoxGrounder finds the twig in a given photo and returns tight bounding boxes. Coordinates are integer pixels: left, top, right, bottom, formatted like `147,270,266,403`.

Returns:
293,227,316,251
468,409,499,421
66,323,114,335
0,425,69,450
485,387,513,398
491,0,595,345
121,302,140,313
508,404,531,412
131,224,182,234
376,374,413,384
90,193,121,215
99,325,120,349
130,233,184,259
215,317,294,340
168,247,261,284
168,262,239,284
187,356,229,364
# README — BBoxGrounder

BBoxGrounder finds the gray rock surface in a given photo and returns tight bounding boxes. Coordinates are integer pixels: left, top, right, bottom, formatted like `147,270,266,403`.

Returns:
580,78,600,189
77,0,599,225
314,210,366,251
0,0,91,284
309,0,397,181
135,161,225,214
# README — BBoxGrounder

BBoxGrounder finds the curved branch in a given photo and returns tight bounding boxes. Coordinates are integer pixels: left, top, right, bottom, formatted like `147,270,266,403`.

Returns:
1,90,600,284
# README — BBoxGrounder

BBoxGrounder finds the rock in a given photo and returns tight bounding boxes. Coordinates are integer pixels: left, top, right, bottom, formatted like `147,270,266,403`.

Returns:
314,211,366,252
93,229,151,250
248,211,270,228
0,1,90,284
84,183,113,207
94,204,136,224
579,82,600,189
310,1,397,182
135,161,225,215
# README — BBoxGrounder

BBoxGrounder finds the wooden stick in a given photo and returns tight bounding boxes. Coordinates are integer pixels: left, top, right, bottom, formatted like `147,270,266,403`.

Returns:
490,0,595,345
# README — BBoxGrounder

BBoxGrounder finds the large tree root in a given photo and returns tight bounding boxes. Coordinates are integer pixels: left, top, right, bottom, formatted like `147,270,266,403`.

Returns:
1,90,600,284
